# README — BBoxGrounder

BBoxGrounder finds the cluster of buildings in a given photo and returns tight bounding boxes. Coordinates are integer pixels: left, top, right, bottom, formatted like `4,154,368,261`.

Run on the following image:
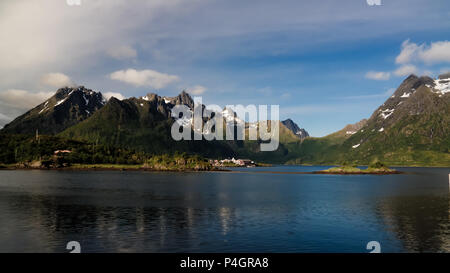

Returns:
54,150,72,155
210,157,255,167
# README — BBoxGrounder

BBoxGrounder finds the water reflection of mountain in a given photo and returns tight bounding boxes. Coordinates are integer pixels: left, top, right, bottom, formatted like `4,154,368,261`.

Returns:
1,168,448,253
0,191,242,252
376,194,449,253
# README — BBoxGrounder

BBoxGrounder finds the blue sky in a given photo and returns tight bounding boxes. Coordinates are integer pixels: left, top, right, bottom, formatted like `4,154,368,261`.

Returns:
1,0,450,136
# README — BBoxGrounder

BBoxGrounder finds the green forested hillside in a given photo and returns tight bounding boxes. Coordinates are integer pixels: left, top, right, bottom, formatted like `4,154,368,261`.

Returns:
1,74,449,167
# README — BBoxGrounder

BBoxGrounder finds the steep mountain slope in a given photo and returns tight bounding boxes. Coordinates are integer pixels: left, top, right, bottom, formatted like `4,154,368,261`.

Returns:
291,74,450,166
283,119,368,165
1,86,106,135
58,90,304,160
282,119,309,139
325,119,368,140
339,74,450,165
59,91,236,157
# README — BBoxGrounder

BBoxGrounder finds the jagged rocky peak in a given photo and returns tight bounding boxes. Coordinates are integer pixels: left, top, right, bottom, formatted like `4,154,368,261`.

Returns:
173,90,194,108
371,79,412,122
1,86,106,135
53,86,105,106
48,86,105,112
282,119,309,139
391,74,433,98
141,90,194,108
141,93,160,102
391,73,450,97
374,74,439,121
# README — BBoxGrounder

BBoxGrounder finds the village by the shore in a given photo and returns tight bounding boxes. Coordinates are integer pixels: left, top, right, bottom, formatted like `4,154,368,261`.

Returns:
209,158,257,167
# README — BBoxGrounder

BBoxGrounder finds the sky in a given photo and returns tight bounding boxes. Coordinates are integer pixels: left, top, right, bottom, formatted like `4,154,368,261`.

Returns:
1,0,450,136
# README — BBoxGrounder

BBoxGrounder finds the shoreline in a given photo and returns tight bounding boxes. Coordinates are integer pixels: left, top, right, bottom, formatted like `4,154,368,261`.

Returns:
0,165,230,173
286,163,449,168
0,165,404,175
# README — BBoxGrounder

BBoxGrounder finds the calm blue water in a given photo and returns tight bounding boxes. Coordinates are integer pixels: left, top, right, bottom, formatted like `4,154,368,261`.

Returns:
0,166,448,253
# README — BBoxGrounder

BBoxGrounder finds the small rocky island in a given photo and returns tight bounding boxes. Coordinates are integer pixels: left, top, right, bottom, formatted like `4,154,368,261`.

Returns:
315,161,400,175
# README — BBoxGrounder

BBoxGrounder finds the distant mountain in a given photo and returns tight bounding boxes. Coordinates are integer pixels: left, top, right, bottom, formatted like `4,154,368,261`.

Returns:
281,119,309,139
1,86,106,135
325,119,368,140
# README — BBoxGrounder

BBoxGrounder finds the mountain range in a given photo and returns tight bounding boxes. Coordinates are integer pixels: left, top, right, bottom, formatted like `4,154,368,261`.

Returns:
1,73,449,166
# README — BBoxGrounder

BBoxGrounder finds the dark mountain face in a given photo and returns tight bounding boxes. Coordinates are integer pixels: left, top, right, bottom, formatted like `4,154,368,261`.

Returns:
1,86,106,135
281,119,309,139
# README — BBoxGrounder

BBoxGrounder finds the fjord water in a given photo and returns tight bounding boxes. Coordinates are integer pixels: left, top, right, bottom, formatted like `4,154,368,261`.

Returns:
0,166,448,253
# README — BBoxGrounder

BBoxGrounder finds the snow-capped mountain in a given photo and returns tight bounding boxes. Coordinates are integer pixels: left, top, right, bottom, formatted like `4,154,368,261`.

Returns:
1,86,106,134
366,74,448,129
289,73,449,166
428,72,450,96
341,73,450,164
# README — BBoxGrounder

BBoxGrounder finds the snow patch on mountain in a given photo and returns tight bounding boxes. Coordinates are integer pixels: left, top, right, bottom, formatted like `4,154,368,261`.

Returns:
400,92,411,98
55,98,67,107
39,101,50,114
83,94,89,106
380,108,394,119
433,77,450,95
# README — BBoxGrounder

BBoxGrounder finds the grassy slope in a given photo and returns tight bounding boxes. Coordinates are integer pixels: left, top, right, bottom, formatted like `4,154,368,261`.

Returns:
59,98,236,158
287,89,450,167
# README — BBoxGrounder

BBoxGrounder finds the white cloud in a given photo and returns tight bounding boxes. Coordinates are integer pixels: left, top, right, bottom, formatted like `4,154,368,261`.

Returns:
110,69,179,88
188,85,207,95
0,89,53,110
365,71,390,80
0,0,187,87
40,72,73,88
394,65,418,77
103,92,126,101
395,39,422,64
107,45,137,60
0,89,53,125
396,40,450,65
420,41,450,64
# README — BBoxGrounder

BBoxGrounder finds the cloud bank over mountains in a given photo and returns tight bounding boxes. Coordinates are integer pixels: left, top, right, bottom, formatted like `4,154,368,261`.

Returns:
110,69,180,89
